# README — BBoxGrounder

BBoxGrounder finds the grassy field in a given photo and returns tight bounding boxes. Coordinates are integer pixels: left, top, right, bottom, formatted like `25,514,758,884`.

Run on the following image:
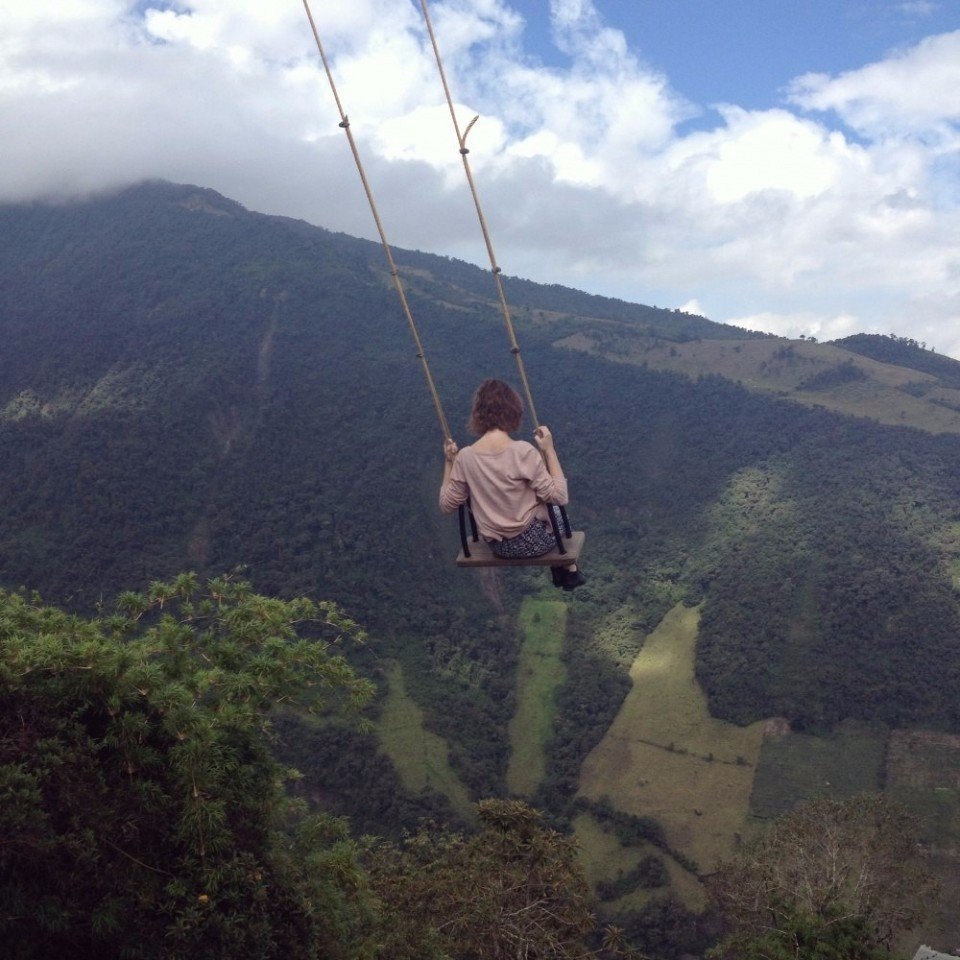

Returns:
749,720,888,819
579,602,766,874
572,602,960,945
885,730,960,950
377,660,474,821
572,812,707,912
507,598,568,797
573,812,649,902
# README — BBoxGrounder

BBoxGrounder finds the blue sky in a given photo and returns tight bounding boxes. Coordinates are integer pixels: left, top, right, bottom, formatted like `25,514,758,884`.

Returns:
1,0,959,356
524,1,959,115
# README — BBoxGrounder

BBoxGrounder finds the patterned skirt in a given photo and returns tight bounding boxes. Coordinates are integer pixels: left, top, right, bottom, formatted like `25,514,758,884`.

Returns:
491,508,563,559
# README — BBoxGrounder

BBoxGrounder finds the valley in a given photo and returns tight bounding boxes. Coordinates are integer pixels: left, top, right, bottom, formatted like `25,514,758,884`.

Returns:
388,587,960,947
4,181,960,956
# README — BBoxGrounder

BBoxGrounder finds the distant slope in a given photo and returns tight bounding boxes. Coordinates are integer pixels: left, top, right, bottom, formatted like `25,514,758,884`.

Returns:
835,333,960,388
557,330,960,435
396,245,769,342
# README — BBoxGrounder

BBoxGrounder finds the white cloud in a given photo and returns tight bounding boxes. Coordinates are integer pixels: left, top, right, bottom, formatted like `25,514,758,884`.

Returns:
726,311,863,343
0,1,959,358
678,299,705,316
660,107,868,205
498,34,692,183
788,30,960,139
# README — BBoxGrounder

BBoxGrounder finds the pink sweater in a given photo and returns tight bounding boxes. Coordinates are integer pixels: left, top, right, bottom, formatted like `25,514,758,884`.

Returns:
439,440,569,542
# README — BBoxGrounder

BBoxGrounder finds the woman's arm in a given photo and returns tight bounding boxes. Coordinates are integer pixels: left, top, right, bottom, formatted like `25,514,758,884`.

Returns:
442,438,458,484
529,427,569,505
439,438,469,513
534,426,565,479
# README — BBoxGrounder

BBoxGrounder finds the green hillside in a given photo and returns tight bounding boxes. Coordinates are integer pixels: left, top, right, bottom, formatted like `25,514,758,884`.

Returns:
5,180,960,734
557,328,960,434
4,182,960,953
836,333,960,388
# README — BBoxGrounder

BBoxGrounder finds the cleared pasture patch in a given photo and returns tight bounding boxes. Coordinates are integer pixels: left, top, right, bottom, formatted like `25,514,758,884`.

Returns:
885,729,960,849
377,660,474,820
573,813,646,897
507,598,568,796
572,813,706,913
885,730,960,950
579,603,765,874
887,729,960,791
749,720,888,819
556,333,960,435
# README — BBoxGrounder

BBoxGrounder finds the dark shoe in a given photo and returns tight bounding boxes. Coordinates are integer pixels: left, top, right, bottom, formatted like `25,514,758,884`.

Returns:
561,569,587,592
551,566,565,588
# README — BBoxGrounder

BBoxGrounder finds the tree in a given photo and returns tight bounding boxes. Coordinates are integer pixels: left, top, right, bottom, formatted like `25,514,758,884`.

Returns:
367,798,608,960
0,573,375,959
708,795,936,959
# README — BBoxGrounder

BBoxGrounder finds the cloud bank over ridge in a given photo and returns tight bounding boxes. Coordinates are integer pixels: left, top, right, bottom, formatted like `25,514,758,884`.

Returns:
2,0,958,357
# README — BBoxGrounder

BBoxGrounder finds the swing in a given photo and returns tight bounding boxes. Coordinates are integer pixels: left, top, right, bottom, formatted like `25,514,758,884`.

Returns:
303,0,586,570
455,502,586,568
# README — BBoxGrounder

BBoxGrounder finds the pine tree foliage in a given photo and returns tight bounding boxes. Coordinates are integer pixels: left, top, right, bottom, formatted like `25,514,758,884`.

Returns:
366,798,636,960
0,573,376,959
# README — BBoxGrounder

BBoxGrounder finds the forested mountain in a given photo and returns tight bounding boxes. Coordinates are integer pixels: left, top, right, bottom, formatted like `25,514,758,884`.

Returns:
3,181,960,954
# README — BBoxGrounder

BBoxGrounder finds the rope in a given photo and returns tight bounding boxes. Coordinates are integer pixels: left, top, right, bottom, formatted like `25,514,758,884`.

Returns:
418,0,540,429
301,0,452,441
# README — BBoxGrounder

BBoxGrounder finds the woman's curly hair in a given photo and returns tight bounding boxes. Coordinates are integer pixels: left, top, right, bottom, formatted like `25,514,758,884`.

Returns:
468,379,523,434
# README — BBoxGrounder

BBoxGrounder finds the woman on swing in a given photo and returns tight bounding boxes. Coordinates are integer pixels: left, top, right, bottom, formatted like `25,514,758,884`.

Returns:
439,379,586,591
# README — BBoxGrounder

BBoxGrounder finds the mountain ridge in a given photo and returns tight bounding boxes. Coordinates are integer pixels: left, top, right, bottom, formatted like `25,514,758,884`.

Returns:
3,179,960,767
5,180,960,950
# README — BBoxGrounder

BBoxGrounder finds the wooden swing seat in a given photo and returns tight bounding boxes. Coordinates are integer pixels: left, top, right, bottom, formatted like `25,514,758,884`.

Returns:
456,530,585,568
